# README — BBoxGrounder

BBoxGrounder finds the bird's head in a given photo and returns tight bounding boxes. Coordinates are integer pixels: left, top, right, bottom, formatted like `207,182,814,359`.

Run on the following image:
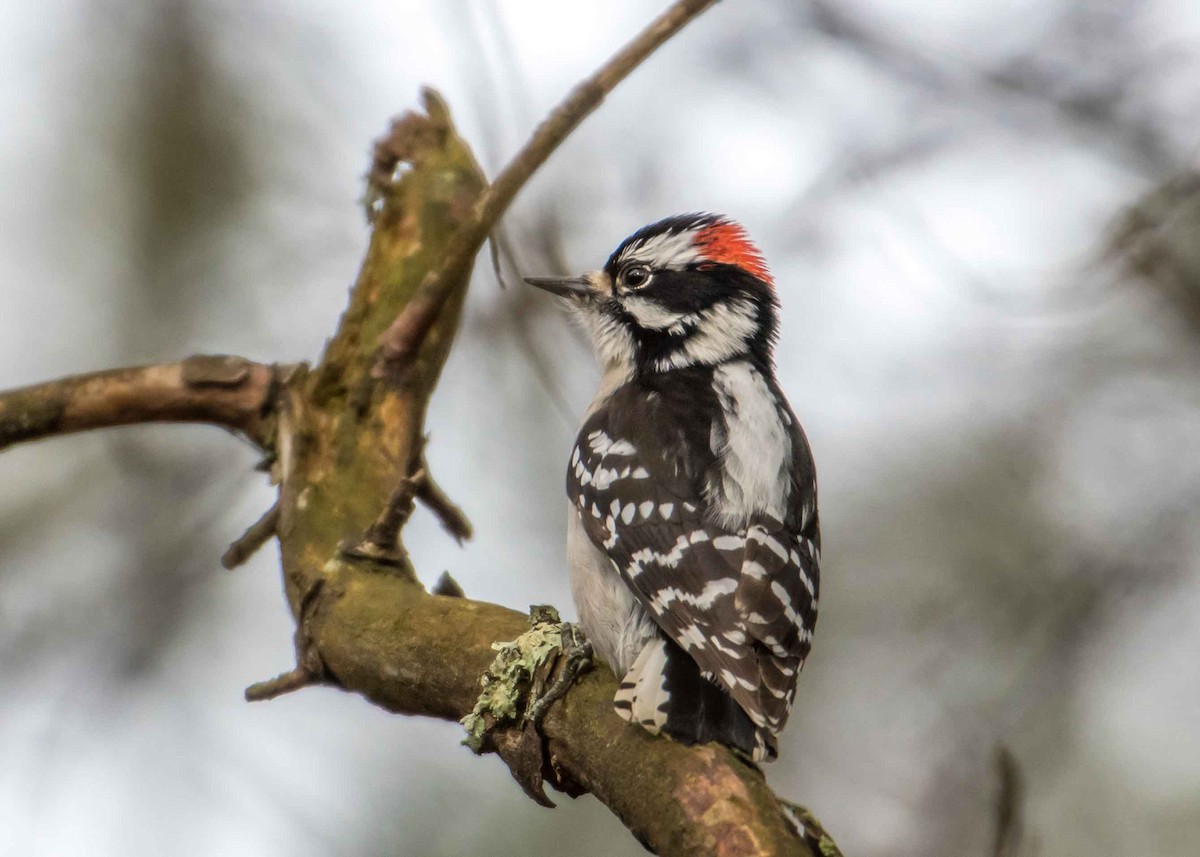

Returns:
525,213,779,374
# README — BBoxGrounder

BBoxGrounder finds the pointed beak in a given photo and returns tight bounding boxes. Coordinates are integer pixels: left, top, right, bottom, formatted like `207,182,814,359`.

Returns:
523,275,591,299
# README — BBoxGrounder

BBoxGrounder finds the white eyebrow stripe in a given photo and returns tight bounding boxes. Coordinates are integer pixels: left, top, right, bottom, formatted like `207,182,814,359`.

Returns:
616,228,702,270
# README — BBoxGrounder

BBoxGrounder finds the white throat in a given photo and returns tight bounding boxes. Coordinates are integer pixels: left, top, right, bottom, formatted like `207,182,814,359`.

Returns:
570,302,634,414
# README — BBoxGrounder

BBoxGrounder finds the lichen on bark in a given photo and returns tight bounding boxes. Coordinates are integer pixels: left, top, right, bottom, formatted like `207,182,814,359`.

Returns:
461,605,569,753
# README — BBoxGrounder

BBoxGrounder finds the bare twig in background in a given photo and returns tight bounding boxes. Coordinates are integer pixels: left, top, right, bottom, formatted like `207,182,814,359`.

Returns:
492,213,579,429
374,0,718,382
488,231,511,290
1108,172,1200,335
992,747,1025,857
801,0,1178,177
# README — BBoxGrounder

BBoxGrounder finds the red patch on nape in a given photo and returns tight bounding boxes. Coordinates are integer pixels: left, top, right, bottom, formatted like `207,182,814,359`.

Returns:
693,221,773,287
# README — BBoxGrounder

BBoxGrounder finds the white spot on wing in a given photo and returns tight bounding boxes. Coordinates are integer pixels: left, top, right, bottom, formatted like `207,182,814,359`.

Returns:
712,534,743,552
607,439,637,456
761,534,788,561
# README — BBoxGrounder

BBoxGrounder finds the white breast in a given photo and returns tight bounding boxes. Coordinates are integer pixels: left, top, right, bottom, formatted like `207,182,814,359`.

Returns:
709,360,791,526
566,504,658,675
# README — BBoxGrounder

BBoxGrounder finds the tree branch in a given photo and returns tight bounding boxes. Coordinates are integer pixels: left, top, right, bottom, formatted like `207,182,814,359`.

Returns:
0,354,279,452
374,0,718,381
291,561,821,855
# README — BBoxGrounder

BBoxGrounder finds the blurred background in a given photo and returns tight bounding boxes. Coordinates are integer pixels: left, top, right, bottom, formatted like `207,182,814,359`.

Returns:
2,1,1199,855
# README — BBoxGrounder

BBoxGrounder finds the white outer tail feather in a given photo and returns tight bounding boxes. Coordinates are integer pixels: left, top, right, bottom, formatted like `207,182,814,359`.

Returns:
613,638,670,732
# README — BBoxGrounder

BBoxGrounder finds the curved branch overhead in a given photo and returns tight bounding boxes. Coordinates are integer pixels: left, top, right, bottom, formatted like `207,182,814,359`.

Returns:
0,3,838,855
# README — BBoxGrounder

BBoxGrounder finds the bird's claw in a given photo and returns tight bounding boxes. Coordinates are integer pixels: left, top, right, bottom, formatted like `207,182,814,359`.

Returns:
526,623,593,728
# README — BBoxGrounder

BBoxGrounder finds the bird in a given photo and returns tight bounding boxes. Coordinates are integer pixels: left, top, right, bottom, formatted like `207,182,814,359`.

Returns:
523,213,820,762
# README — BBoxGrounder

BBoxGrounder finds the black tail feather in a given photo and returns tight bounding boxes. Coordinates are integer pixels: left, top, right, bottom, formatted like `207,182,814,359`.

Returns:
658,637,769,760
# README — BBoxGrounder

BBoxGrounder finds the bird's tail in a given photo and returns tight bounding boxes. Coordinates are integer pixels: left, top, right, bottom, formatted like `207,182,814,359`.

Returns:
613,636,775,761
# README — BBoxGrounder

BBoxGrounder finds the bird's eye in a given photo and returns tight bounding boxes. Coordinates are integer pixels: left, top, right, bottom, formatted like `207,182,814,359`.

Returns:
623,265,651,288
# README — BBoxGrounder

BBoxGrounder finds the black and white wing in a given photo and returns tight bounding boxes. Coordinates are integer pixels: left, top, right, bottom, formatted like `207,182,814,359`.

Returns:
567,381,819,760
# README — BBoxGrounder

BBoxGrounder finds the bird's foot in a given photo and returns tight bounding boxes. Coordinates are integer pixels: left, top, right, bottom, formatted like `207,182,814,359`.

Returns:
460,606,593,806
461,606,592,751
526,620,593,729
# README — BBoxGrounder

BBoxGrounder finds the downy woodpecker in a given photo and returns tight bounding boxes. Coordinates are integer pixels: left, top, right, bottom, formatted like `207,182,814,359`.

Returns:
525,214,819,761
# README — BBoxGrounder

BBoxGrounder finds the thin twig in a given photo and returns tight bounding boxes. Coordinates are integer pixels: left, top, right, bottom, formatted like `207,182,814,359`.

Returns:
507,295,578,430
488,231,510,290
373,0,718,381
804,0,1175,178
221,501,281,569
342,468,427,565
246,579,328,702
993,746,1025,857
416,470,473,543
0,356,279,451
493,213,578,428
244,666,317,702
